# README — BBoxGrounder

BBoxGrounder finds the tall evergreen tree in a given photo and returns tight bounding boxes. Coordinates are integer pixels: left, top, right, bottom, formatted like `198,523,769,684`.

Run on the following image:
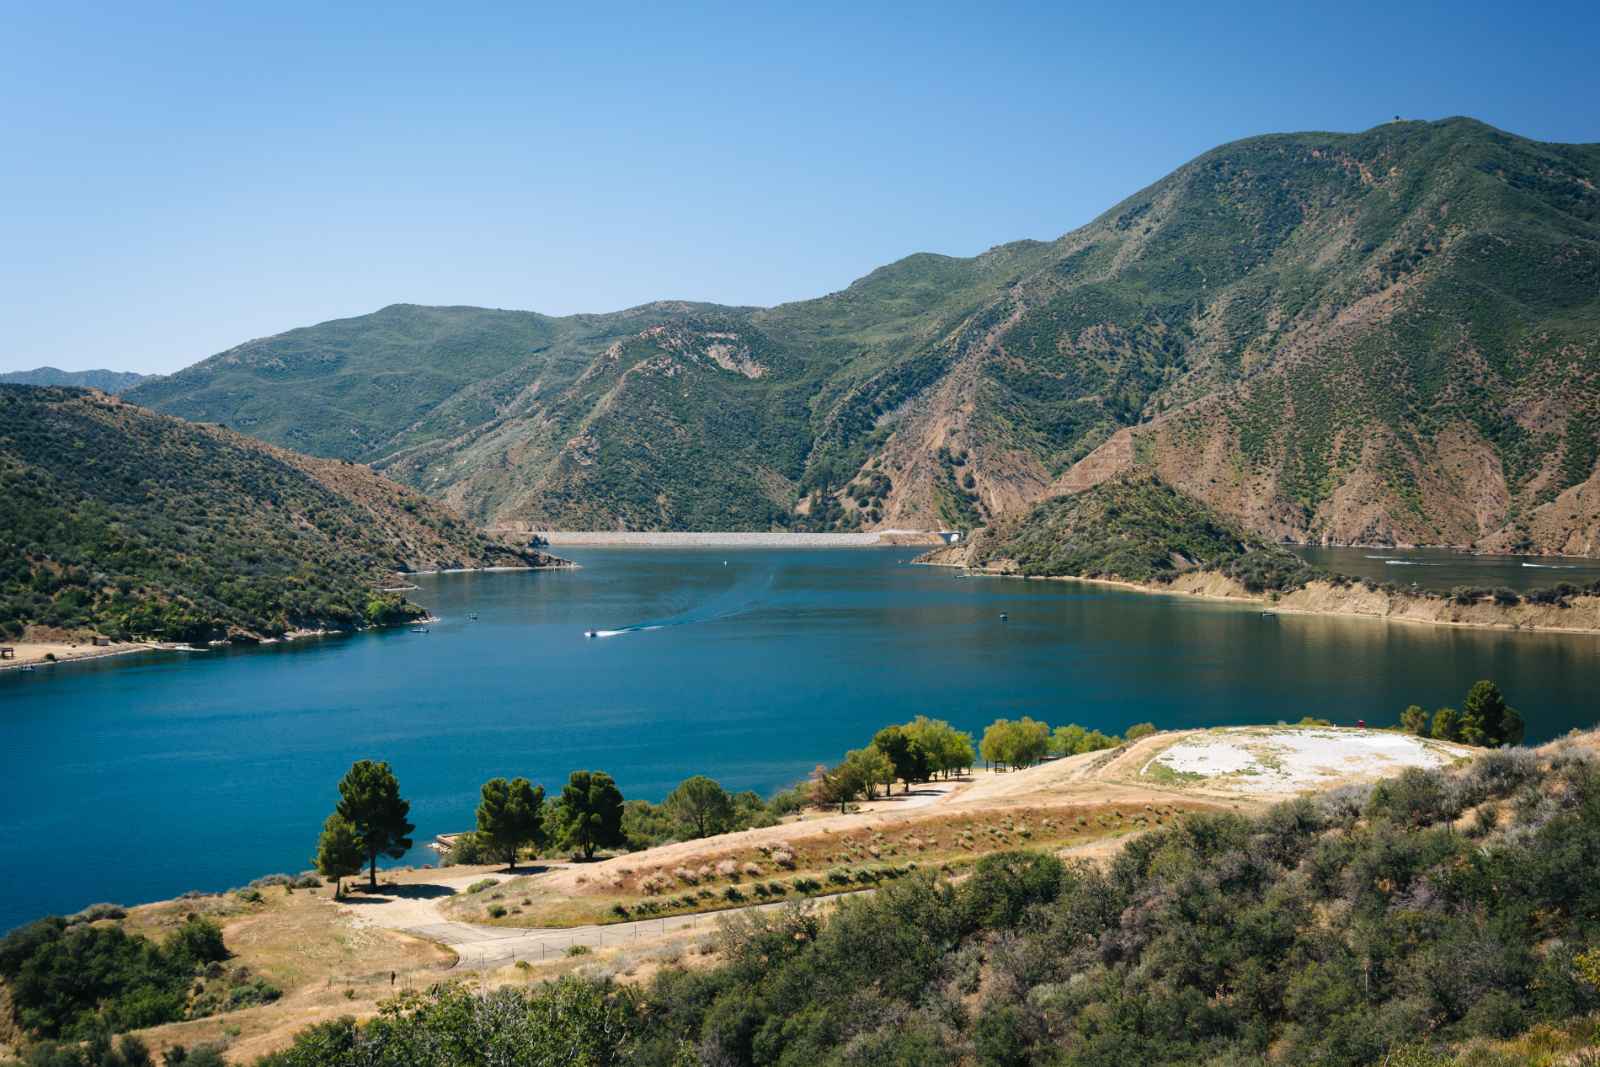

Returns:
334,760,415,888
1460,680,1525,747
557,771,624,860
476,777,547,871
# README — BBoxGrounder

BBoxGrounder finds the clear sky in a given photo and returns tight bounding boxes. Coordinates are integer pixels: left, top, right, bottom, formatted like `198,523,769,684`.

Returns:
4,1,1599,374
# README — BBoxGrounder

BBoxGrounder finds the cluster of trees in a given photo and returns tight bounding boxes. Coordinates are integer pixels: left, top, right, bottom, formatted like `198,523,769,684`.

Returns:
980,717,1051,769
254,743,1600,1065
1397,680,1526,748
318,762,804,881
0,913,230,1048
317,762,635,882
617,778,804,851
981,717,1154,770
810,717,976,812
809,715,1158,809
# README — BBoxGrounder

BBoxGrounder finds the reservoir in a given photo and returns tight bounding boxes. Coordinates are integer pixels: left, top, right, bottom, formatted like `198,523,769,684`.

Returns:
2,546,1597,931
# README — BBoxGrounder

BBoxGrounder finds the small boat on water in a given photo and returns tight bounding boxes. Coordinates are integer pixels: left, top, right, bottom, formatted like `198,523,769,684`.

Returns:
584,630,599,639
999,612,1009,621
410,626,430,634
468,612,479,620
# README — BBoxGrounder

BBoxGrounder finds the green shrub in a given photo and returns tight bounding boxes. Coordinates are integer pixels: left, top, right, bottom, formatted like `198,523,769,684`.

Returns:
0,914,225,1040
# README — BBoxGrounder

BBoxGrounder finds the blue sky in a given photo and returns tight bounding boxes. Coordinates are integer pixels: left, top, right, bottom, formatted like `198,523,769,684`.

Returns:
4,1,1598,374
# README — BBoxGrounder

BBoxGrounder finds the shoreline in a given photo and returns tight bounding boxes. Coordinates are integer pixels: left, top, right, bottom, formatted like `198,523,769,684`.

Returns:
525,530,946,548
405,563,577,575
1279,540,1598,561
918,560,1600,636
1,615,442,675
0,641,164,672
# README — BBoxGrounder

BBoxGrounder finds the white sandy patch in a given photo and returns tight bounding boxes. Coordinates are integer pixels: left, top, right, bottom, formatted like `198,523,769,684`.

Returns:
1146,727,1467,797
1144,741,1257,776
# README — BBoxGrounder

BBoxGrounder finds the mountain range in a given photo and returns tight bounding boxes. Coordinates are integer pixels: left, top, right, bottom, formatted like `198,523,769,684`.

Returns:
125,118,1600,553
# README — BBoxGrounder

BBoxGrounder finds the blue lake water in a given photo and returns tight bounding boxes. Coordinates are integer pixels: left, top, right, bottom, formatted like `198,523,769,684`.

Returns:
3,546,1599,931
1291,546,1600,593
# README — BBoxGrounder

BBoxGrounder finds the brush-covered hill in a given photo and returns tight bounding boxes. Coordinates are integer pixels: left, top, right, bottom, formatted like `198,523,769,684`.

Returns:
128,119,1600,551
0,367,148,392
927,475,1600,633
932,474,1320,591
0,386,558,644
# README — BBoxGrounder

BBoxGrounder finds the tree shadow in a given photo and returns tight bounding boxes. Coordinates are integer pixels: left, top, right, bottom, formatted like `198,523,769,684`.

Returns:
340,882,459,904
500,862,562,876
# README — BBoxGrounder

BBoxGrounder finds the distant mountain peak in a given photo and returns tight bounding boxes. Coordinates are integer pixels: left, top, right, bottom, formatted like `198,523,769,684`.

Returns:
0,367,150,393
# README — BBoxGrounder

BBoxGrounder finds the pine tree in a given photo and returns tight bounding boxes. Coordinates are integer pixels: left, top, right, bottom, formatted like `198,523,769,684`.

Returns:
313,813,364,898
557,771,624,860
476,777,546,871
334,760,415,888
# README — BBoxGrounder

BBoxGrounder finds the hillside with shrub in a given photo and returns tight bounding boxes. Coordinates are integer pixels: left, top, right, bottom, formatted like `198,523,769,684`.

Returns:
955,474,1321,591
127,119,1600,551
0,387,556,644
231,739,1600,1066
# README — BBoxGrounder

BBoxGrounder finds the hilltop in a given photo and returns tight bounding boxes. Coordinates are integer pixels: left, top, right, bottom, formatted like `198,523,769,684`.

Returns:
0,386,559,647
125,119,1600,552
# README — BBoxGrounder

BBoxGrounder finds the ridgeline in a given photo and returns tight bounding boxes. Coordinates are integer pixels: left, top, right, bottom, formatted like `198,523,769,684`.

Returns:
126,118,1600,553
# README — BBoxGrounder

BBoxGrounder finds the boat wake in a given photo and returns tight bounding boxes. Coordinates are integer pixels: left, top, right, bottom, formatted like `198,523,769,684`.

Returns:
1522,562,1577,570
584,570,775,639
587,625,665,638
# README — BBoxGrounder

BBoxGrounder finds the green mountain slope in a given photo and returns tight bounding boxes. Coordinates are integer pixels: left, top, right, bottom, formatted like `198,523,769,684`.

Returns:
0,367,148,392
0,386,555,643
128,119,1600,551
